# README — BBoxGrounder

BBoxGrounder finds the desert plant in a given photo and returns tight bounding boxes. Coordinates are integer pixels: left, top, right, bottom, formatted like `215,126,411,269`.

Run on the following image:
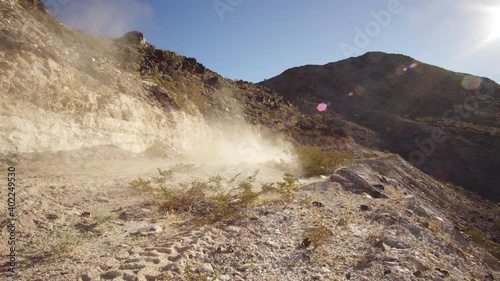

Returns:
494,220,500,231
129,177,152,190
93,214,117,225
489,127,500,137
304,225,333,250
42,228,85,260
465,228,500,260
133,169,300,224
184,266,209,281
152,168,174,184
293,145,353,176
275,173,300,202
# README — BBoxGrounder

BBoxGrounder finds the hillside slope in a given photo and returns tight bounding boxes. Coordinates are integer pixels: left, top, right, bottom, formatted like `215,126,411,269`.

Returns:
261,51,500,201
0,0,316,162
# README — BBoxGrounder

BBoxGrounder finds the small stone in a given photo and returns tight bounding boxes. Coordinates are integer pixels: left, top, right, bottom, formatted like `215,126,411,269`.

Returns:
137,267,161,280
134,224,163,236
312,201,324,207
321,267,331,273
124,258,141,263
119,212,129,220
100,270,122,279
435,268,450,277
265,240,279,248
123,272,139,281
46,213,59,220
119,262,146,270
219,275,231,281
226,226,241,233
99,257,120,271
200,263,214,273
238,263,253,272
301,238,312,248
162,263,181,272
383,269,391,275
383,238,411,249
81,272,97,281
114,250,130,260
359,205,370,211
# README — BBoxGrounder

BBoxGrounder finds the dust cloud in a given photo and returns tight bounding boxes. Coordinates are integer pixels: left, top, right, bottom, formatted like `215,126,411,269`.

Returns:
55,0,154,37
164,104,297,184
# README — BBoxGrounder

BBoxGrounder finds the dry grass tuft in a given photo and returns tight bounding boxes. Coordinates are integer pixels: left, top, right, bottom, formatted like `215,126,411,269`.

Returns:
293,145,353,176
131,169,301,225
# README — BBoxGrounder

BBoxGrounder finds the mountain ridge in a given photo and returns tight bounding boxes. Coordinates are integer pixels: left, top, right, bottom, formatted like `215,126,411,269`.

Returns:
260,51,500,201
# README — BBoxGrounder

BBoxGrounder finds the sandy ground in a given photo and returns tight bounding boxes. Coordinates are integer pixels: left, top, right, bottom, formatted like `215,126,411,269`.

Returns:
0,148,498,281
0,147,299,280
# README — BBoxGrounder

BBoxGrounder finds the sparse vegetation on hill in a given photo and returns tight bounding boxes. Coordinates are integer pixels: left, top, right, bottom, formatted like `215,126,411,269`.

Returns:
130,168,300,224
490,127,500,137
293,145,354,176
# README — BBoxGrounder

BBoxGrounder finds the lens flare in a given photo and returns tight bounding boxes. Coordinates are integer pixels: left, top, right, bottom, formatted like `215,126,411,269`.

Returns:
461,75,482,90
396,62,419,76
396,65,406,76
317,103,327,112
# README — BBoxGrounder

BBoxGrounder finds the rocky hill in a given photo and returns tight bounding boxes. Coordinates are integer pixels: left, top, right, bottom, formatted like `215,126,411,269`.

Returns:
0,1,499,280
1,0,326,160
260,52,500,202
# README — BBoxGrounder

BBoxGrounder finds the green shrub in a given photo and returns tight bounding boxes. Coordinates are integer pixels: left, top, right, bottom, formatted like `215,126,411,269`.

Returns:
93,214,117,225
465,228,500,260
489,128,500,138
129,177,152,190
276,173,300,202
132,169,300,224
304,225,333,250
293,145,353,176
494,220,500,231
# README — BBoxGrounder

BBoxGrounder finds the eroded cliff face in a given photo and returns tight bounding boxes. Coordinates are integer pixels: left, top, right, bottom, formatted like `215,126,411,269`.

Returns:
0,0,301,164
0,2,170,153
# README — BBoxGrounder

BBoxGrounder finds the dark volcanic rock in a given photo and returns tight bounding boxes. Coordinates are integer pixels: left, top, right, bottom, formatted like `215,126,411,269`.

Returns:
330,168,389,199
261,52,500,202
119,31,147,45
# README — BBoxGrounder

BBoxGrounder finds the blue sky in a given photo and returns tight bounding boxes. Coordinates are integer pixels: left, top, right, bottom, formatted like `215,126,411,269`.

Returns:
44,0,500,83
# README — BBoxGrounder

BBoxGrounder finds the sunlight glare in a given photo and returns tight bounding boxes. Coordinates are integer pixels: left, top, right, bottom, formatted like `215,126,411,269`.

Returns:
491,7,500,40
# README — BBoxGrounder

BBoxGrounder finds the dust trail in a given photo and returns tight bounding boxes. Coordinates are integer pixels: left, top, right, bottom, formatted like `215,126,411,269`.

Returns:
55,0,154,37
164,108,296,185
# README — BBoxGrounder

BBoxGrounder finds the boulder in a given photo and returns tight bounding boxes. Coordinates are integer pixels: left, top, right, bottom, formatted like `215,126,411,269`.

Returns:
330,168,389,198
119,31,147,45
